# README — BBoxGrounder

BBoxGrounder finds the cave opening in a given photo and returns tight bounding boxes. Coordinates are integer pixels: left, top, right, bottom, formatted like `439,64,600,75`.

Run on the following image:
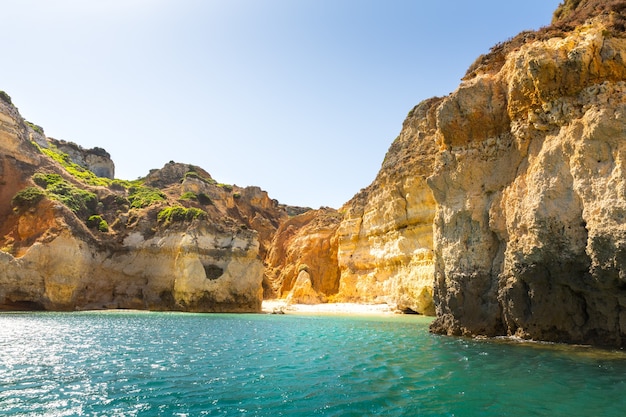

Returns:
203,264,224,280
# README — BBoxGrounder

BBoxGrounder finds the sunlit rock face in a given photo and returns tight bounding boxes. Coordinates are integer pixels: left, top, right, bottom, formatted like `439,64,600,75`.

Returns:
264,99,440,314
429,20,626,346
47,137,115,179
285,269,323,305
1,222,263,312
264,208,342,299
334,98,442,315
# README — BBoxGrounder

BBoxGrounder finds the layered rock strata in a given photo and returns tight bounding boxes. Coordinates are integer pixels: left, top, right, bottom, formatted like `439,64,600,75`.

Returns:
1,220,262,312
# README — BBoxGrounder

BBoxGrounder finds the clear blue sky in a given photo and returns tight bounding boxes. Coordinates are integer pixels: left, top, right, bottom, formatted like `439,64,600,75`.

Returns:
3,0,561,208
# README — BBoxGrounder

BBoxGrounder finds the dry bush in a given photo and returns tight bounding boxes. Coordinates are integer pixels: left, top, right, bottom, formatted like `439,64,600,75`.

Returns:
464,0,626,80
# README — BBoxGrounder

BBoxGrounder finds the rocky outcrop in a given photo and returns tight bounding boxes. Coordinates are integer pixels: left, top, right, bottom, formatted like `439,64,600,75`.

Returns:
1,221,262,312
333,98,441,314
285,269,323,305
265,99,441,314
48,137,115,179
0,93,286,313
429,7,626,346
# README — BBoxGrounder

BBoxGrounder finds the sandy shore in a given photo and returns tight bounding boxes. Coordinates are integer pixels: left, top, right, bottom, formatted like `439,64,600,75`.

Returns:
261,299,395,315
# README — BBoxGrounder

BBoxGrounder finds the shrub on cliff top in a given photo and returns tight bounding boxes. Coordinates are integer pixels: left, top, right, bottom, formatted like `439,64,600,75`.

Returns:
157,206,207,225
26,121,44,135
217,183,233,192
87,215,109,232
32,173,63,188
179,191,198,201
47,181,98,216
183,171,216,185
11,187,46,211
0,91,12,105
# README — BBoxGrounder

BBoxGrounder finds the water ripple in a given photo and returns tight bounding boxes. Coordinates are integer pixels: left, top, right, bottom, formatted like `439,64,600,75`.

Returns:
2,312,626,416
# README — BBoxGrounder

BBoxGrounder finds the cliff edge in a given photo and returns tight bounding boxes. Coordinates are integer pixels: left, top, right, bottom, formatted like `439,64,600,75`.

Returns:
429,0,626,346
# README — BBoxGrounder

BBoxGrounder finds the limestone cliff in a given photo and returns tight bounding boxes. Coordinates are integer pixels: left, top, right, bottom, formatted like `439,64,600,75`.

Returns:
269,0,626,347
333,98,441,314
429,1,626,346
0,92,288,312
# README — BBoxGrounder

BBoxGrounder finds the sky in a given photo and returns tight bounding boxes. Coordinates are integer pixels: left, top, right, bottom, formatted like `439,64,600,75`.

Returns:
3,0,561,209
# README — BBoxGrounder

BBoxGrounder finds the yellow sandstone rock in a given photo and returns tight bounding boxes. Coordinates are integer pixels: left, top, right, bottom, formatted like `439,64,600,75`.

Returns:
430,20,626,346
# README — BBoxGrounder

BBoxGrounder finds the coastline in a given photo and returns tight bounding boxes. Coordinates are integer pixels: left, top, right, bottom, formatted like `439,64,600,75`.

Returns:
261,299,396,316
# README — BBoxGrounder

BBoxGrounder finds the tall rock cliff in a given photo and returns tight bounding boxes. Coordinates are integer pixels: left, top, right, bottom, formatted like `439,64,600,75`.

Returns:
333,98,441,314
0,93,288,312
429,0,626,346
266,99,440,314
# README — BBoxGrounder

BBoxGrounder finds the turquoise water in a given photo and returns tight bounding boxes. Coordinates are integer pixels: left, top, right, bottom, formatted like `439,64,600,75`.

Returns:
1,312,626,416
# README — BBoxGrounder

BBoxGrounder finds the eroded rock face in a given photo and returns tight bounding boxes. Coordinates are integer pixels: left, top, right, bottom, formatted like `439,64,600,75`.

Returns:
264,208,342,299
333,98,441,314
285,270,323,305
0,221,262,312
429,24,626,346
265,99,441,314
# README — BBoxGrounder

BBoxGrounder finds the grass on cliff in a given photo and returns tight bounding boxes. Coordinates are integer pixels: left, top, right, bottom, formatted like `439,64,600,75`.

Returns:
157,206,207,226
128,186,166,209
0,91,12,105
32,173,97,217
37,145,111,187
33,142,142,190
33,142,171,211
179,191,213,205
87,215,109,232
183,171,217,185
11,187,46,212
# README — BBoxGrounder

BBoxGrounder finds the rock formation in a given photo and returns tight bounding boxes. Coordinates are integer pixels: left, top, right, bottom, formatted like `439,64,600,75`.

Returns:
270,0,626,347
48,138,115,179
266,100,440,315
0,92,288,312
264,208,342,299
429,0,626,346
285,268,323,305
333,98,441,314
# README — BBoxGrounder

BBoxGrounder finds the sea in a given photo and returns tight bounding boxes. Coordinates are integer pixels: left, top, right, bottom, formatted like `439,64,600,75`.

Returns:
1,311,626,417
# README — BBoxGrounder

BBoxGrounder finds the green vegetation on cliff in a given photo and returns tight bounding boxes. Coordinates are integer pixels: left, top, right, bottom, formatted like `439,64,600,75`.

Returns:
32,173,97,217
87,215,109,232
38,145,110,187
157,206,207,225
11,187,45,212
0,90,12,105
128,186,166,209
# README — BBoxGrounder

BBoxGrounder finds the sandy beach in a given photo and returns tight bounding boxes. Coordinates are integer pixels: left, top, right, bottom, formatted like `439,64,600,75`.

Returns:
261,299,395,315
